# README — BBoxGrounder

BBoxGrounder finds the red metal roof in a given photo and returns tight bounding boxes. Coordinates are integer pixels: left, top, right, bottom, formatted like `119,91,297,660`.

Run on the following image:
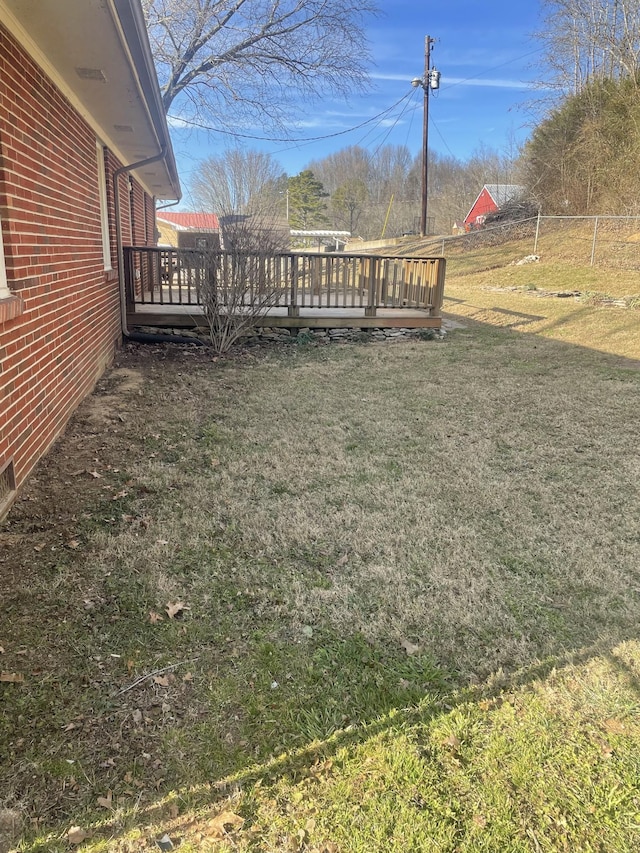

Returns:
157,212,219,230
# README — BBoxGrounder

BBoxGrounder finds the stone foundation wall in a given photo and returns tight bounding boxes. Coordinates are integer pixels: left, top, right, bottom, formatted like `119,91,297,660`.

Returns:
133,325,446,345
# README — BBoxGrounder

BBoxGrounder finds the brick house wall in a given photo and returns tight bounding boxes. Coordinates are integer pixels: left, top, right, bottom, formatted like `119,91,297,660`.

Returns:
0,22,156,516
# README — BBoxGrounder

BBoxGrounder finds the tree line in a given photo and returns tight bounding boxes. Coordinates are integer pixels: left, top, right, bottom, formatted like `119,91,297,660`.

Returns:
190,143,519,239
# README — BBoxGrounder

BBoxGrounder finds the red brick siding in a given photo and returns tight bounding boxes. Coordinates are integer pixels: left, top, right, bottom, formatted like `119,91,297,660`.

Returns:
0,23,156,515
130,180,147,246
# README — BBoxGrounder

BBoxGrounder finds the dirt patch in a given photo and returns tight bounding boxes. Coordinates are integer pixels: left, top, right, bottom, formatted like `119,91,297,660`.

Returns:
0,809,22,853
0,346,204,613
83,368,144,425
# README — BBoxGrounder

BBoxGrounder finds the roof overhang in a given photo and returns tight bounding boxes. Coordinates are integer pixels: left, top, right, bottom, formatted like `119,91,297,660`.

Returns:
0,0,180,202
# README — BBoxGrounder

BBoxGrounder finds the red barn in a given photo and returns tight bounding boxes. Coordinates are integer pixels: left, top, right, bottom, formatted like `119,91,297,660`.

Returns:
0,0,181,518
464,184,525,229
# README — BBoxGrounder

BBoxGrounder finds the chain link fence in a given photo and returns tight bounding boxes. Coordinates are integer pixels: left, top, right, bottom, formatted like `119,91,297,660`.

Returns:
429,214,640,270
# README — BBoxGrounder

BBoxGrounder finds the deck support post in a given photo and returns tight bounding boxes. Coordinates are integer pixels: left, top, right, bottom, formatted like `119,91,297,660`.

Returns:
365,258,377,317
289,255,299,316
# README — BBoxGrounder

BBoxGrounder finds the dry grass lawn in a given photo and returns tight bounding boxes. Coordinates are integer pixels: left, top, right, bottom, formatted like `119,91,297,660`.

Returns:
1,257,640,850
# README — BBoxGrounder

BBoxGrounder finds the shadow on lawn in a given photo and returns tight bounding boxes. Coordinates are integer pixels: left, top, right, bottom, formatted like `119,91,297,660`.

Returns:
22,634,640,851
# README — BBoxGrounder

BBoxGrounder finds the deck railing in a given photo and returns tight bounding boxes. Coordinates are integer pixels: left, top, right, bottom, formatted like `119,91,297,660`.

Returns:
124,247,445,318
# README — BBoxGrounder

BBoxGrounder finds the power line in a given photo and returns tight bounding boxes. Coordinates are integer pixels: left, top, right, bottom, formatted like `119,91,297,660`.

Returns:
167,91,415,146
441,46,544,92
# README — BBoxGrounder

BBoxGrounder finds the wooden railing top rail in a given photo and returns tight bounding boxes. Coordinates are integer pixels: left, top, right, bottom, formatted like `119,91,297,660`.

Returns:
127,246,443,263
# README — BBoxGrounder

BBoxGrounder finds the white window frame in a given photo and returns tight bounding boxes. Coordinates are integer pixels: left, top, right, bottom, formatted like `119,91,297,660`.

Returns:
96,141,112,271
0,217,10,299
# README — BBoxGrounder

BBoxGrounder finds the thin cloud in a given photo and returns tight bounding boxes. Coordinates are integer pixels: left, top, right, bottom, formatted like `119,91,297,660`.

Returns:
371,71,534,90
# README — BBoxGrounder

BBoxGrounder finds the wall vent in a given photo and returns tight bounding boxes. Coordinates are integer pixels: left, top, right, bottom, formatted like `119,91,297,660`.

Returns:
0,459,16,517
75,67,106,82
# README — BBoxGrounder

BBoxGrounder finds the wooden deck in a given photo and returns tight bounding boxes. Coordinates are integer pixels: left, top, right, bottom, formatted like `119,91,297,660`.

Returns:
124,247,445,330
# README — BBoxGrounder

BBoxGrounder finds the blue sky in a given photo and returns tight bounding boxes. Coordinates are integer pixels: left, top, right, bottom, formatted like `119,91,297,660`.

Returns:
170,1,546,208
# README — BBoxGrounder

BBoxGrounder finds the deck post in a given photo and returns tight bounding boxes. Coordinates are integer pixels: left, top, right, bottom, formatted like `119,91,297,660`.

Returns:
365,257,377,317
288,254,300,317
430,257,446,317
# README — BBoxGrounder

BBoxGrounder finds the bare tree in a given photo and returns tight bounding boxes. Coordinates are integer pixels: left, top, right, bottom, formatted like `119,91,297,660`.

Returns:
191,148,286,215
537,0,640,94
308,144,418,237
331,179,368,234
142,0,378,130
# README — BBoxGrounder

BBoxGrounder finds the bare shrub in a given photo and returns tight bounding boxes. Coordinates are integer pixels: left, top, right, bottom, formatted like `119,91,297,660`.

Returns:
200,212,290,354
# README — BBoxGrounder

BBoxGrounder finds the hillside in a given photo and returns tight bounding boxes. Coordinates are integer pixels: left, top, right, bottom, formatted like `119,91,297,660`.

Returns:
352,220,640,360
356,218,640,300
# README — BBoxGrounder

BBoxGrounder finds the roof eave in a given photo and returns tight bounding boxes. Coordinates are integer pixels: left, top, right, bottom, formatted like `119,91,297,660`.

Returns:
0,0,181,202
110,0,181,200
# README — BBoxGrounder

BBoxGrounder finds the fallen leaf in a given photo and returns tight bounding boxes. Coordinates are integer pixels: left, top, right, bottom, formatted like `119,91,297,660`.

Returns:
67,826,90,845
444,734,461,750
301,625,314,638
337,553,349,566
473,814,487,829
165,601,188,619
66,539,81,549
149,611,163,624
153,675,170,687
88,471,102,479
401,639,421,656
0,672,24,684
34,544,45,552
132,709,143,724
97,791,113,809
0,646,4,654
205,810,244,839
157,539,169,546
182,671,194,682
168,802,179,819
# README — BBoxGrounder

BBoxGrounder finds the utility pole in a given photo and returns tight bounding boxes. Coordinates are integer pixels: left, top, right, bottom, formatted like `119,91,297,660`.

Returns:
412,36,440,237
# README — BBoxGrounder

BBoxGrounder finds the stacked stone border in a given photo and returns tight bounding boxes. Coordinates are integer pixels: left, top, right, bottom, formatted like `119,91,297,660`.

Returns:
132,325,447,346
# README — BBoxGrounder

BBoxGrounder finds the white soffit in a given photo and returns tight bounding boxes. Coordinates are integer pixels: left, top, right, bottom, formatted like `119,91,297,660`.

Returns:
0,0,180,200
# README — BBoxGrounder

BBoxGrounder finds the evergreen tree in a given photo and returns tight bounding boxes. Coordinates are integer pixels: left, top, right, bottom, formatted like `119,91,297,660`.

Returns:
288,171,328,229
